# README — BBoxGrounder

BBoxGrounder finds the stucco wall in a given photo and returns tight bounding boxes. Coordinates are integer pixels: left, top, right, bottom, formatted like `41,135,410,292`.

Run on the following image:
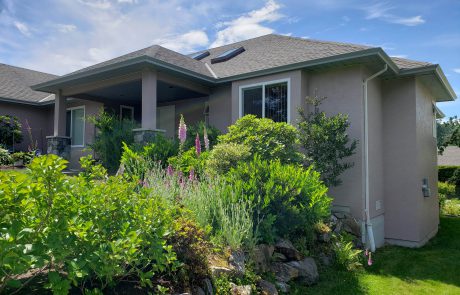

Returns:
382,77,420,243
307,66,364,218
209,85,232,133
0,101,53,153
415,79,439,243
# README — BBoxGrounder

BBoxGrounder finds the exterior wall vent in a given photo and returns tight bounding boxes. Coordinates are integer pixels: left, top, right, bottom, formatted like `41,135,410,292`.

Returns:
211,46,245,64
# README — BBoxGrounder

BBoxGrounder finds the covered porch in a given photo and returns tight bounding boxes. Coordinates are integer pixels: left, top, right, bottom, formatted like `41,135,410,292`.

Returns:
46,68,211,163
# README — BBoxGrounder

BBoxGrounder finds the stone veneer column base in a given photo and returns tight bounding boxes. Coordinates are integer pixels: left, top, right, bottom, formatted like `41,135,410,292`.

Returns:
46,136,71,160
132,128,166,145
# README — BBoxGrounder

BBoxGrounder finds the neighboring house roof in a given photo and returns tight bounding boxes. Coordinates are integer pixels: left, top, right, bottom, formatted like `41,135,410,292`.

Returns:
23,34,457,102
0,63,57,105
438,146,460,166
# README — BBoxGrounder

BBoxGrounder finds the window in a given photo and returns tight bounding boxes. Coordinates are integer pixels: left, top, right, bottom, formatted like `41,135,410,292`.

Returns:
191,51,210,60
120,105,134,121
239,79,290,123
211,46,245,63
66,106,85,147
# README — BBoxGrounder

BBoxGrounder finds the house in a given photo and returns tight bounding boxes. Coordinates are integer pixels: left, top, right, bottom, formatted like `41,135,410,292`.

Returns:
1,34,456,249
438,146,460,166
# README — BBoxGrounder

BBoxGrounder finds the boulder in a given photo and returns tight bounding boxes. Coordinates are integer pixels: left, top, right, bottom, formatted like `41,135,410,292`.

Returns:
274,240,301,261
230,283,251,295
254,244,274,273
229,250,246,275
342,215,361,237
286,257,319,285
202,278,213,295
275,282,290,293
210,266,233,277
271,262,299,282
272,252,287,262
257,280,278,295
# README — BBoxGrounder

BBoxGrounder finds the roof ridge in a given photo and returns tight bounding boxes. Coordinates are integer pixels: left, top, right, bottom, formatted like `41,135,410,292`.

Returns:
390,56,433,65
271,34,373,49
0,62,58,78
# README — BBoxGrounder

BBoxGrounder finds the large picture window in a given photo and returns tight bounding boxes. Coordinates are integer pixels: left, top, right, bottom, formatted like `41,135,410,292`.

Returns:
240,79,289,122
66,106,85,147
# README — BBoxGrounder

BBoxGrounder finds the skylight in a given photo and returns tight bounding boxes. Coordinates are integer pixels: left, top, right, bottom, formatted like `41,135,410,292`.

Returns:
191,51,210,60
211,46,245,64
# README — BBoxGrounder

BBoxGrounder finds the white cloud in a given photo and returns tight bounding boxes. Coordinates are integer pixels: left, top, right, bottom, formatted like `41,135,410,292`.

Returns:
391,54,408,59
364,3,425,26
14,21,30,36
78,0,112,9
56,24,77,33
117,0,137,3
154,30,209,53
211,0,283,47
454,69,460,74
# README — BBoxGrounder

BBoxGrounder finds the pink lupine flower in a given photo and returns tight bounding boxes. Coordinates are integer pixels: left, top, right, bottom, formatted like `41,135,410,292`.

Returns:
166,165,174,176
178,114,187,144
365,249,369,257
367,252,373,266
203,126,210,151
195,133,201,156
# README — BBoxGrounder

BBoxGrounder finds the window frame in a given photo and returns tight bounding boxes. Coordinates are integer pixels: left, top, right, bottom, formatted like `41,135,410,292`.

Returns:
432,103,437,139
120,105,134,121
239,78,291,123
66,106,85,148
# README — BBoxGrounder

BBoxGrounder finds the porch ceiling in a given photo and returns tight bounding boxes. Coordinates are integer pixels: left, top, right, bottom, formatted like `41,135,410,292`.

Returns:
79,79,207,104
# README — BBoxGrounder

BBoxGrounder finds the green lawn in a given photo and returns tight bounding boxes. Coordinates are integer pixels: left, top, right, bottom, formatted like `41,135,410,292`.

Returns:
293,217,460,295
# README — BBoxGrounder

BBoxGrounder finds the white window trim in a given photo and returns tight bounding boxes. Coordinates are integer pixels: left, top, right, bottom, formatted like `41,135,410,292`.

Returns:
67,106,85,148
120,105,134,121
239,78,291,123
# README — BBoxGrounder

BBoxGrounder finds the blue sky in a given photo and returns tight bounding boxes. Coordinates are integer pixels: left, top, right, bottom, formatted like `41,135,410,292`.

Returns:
1,0,459,116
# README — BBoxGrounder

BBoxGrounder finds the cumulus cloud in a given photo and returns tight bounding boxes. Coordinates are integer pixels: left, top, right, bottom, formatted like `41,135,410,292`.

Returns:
14,21,30,36
155,30,209,53
454,68,460,74
364,3,425,26
56,24,77,33
211,0,283,47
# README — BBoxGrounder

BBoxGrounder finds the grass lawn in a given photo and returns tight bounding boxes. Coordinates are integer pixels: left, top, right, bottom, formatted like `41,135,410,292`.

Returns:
293,217,460,295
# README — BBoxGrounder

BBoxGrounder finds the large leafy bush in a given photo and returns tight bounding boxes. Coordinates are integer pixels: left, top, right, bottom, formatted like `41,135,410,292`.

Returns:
227,155,331,244
218,115,303,164
89,111,136,173
206,143,251,175
0,148,12,166
0,155,178,294
298,96,357,187
184,121,221,151
0,115,22,148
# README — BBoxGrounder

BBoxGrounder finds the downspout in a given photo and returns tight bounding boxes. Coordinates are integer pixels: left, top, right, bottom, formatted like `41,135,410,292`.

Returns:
362,64,388,252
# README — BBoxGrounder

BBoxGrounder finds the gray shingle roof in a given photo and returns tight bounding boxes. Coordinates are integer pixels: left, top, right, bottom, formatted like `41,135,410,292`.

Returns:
65,45,213,78
390,56,433,70
0,63,57,103
195,34,373,78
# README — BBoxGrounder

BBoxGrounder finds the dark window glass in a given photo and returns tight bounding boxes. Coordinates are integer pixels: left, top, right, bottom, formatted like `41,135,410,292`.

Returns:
66,110,71,137
265,82,288,122
242,86,263,118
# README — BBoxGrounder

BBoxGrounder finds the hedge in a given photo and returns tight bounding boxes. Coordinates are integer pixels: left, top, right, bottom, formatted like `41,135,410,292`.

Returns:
438,166,460,182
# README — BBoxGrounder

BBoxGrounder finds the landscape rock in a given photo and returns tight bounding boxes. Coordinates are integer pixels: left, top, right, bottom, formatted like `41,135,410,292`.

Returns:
193,287,206,295
275,282,290,293
202,278,213,295
254,244,274,273
286,257,319,285
272,252,287,262
257,280,278,295
230,283,252,295
271,262,299,282
210,266,233,277
318,253,332,266
229,250,246,275
274,239,301,261
342,215,361,237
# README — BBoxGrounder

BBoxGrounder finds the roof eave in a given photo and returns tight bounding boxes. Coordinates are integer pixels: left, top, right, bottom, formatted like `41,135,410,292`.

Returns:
32,56,216,93
0,97,54,106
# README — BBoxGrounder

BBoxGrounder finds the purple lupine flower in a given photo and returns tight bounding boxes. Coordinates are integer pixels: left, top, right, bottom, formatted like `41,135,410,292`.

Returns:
189,168,195,181
195,133,201,156
166,165,174,176
203,126,210,151
178,114,187,144
365,249,369,257
367,252,373,266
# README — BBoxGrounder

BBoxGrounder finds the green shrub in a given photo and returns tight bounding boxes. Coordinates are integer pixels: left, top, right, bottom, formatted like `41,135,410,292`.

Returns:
89,110,136,173
438,166,460,182
168,147,209,176
0,148,12,166
11,151,35,165
298,96,357,187
141,134,178,167
441,199,460,216
332,233,363,271
0,155,178,294
227,155,331,244
185,121,221,151
0,115,22,148
218,115,303,164
206,143,251,175
439,181,456,201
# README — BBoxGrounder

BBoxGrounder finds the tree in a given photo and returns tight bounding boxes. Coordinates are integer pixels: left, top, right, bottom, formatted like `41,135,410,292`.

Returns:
297,96,357,187
0,115,23,148
437,117,460,154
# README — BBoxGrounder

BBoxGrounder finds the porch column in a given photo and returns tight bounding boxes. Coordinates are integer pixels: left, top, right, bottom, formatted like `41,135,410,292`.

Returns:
133,69,164,144
46,90,70,159
141,69,157,130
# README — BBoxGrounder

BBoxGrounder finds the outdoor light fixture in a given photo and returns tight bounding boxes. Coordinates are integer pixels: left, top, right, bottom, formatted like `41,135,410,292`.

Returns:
422,178,431,198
